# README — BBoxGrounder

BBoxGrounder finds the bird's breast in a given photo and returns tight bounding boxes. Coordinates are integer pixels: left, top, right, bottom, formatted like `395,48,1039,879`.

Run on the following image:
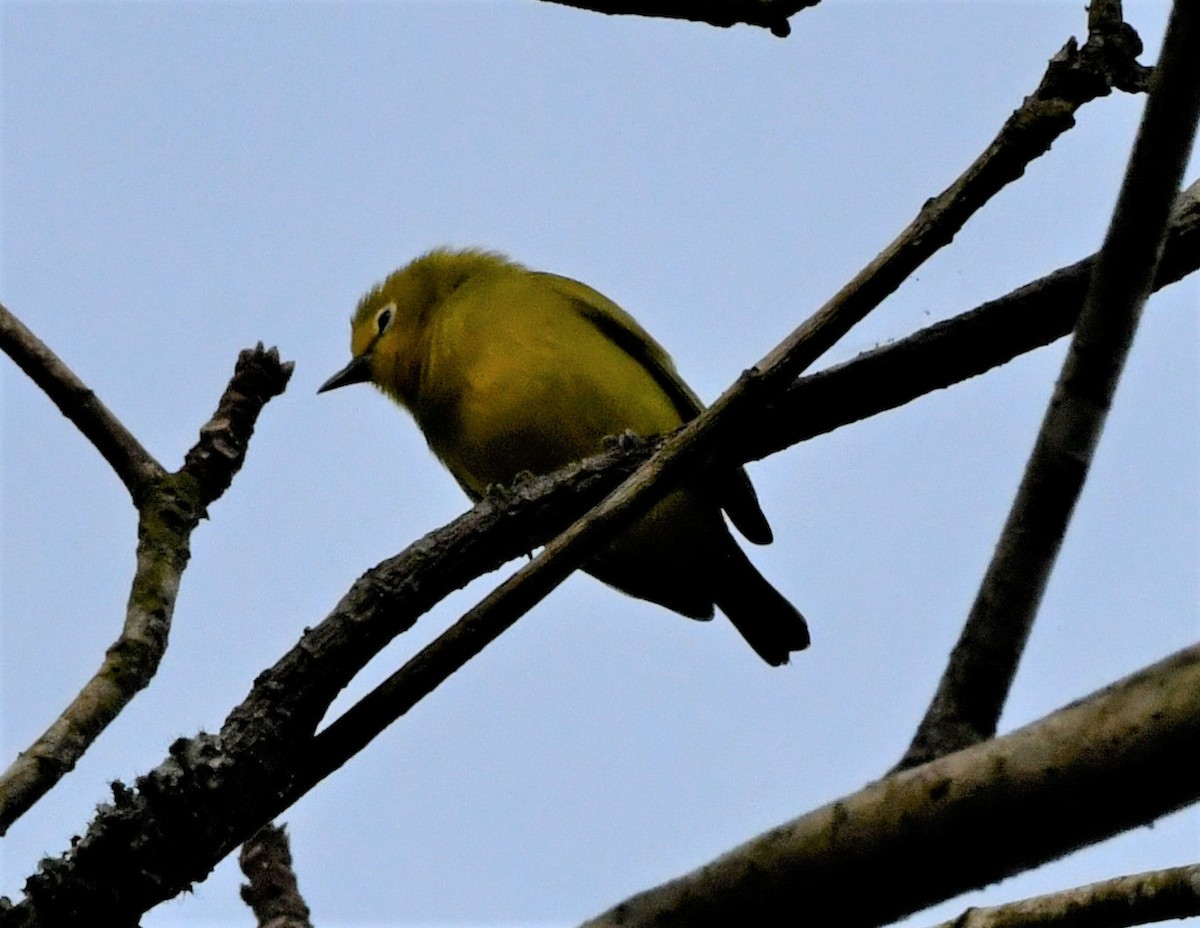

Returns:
417,310,682,494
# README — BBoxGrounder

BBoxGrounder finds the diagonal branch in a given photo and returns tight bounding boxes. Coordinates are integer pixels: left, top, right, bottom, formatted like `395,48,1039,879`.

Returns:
0,341,293,836
924,863,1200,928
578,645,1200,928
899,0,1200,770
239,824,314,928
747,179,1199,461
0,303,164,497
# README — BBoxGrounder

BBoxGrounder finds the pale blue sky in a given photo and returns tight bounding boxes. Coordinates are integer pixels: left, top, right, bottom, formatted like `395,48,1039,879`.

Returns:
2,2,1197,925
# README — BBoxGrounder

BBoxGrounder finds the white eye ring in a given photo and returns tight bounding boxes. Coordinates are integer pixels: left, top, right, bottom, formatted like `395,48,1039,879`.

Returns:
375,302,396,335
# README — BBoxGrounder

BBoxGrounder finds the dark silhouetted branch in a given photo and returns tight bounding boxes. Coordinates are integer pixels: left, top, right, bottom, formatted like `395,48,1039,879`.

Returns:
900,0,1200,770
747,179,1198,460
239,824,314,928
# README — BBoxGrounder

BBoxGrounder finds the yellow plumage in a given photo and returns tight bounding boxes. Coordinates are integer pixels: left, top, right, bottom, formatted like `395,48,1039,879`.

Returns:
320,248,808,665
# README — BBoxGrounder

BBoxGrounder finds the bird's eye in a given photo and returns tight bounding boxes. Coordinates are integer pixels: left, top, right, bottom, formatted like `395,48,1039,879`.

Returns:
375,304,395,335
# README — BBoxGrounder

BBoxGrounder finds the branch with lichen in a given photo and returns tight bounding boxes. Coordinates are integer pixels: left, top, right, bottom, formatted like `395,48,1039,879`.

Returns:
0,315,293,835
239,824,314,928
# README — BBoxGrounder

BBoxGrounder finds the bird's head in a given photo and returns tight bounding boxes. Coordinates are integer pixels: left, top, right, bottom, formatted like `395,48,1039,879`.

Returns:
319,247,511,405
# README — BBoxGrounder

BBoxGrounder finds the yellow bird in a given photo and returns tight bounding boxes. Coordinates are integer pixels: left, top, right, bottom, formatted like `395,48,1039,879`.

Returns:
320,248,809,665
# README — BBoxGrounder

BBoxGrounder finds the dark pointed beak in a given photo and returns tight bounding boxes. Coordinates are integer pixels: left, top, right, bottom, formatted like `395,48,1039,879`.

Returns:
318,353,373,393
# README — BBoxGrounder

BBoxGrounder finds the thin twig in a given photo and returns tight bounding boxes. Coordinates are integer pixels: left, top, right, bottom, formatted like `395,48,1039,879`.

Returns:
577,646,1200,928
925,863,1200,928
1084,0,1153,94
747,179,1199,461
0,344,293,835
0,303,164,497
239,824,314,928
900,1,1200,770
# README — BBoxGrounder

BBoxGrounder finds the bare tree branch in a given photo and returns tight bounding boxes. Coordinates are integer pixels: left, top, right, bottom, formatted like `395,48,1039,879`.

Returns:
578,646,1200,928
0,342,293,835
899,0,1200,770
0,302,164,497
239,824,314,928
925,864,1200,928
181,343,297,502
1084,0,1153,94
0,436,672,927
539,0,815,37
747,178,1199,461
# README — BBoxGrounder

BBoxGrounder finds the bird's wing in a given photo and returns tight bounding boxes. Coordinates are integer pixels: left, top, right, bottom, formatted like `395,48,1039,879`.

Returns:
534,272,774,545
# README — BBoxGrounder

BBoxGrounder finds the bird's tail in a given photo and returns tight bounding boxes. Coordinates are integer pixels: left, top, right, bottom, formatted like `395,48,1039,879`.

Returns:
713,543,810,666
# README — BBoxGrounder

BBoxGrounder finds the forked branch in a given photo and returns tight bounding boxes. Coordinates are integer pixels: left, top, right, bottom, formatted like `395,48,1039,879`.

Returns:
0,326,293,835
